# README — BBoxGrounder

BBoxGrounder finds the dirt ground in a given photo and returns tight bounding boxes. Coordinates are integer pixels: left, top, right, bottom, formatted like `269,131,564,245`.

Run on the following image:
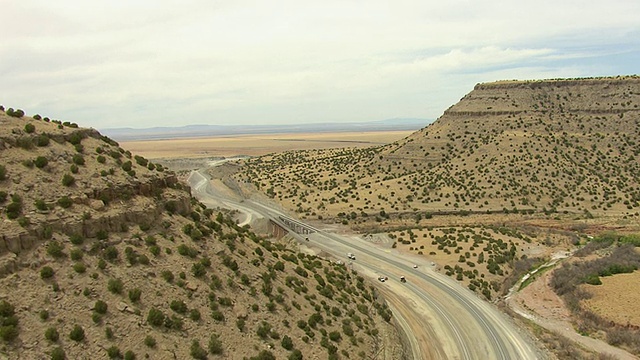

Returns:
507,262,639,360
120,131,414,159
582,272,640,327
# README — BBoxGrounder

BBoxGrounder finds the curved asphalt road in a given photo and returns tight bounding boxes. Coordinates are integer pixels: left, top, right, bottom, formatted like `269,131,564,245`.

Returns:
188,169,541,360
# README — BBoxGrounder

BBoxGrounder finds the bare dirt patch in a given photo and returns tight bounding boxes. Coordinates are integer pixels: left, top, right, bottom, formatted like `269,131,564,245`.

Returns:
582,272,640,327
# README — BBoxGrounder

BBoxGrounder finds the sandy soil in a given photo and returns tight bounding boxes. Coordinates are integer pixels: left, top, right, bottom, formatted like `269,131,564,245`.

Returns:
507,262,639,360
120,131,414,159
582,272,640,327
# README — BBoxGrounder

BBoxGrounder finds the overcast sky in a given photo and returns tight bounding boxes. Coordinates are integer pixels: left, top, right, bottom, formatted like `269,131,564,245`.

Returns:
2,1,639,130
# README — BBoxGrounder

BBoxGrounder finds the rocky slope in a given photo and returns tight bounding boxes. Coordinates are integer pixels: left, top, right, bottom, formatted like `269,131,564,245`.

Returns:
236,76,640,221
0,108,399,359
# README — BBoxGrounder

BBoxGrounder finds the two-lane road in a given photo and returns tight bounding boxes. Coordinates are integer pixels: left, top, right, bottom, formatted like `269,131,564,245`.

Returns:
189,169,541,359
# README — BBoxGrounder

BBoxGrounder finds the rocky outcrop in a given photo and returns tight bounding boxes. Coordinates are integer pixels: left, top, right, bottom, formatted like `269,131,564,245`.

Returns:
0,112,193,261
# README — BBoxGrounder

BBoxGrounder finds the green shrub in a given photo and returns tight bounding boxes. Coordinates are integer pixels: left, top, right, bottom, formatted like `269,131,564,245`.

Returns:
0,324,18,342
208,334,223,354
134,155,148,166
124,350,136,360
189,309,201,321
329,331,341,342
69,325,85,342
0,301,18,341
70,164,78,174
0,165,6,181
72,154,85,165
46,241,65,258
190,340,207,360
211,310,225,322
17,216,30,227
6,201,22,219
69,248,83,261
251,350,276,360
40,266,55,279
149,245,161,257
45,327,59,342
128,288,142,303
35,199,49,211
97,230,110,241
94,300,108,314
57,196,73,208
147,308,165,327
144,335,156,348
121,161,132,172
68,133,82,145
281,335,294,350
107,278,124,294
161,270,174,283
97,155,106,163
24,123,36,133
70,234,84,245
50,347,65,360
192,263,206,277
170,300,187,314
97,259,107,270
34,156,48,168
36,134,50,147
39,310,50,321
6,108,25,118
103,246,118,262
106,346,122,359
92,313,102,324
105,327,114,339
61,174,75,187
288,349,303,360
16,136,33,149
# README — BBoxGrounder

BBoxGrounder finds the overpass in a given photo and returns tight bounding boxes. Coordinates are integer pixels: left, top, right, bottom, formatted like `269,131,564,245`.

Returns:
268,215,318,238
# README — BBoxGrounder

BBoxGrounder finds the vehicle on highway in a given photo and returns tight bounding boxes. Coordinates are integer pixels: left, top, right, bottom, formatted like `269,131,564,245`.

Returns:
347,252,356,260
378,276,388,282
400,276,406,283
413,264,418,269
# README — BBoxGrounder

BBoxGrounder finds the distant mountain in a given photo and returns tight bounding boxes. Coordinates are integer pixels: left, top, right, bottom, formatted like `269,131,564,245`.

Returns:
100,118,431,141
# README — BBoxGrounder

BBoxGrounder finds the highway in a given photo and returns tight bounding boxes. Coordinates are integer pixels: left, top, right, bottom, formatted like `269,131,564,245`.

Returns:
188,169,541,360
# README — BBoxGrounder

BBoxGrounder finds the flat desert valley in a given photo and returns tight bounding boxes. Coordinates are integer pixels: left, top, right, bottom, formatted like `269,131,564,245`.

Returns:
119,130,414,159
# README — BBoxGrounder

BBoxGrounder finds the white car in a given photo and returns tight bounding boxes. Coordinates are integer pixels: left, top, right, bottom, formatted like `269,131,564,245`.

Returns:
413,264,418,269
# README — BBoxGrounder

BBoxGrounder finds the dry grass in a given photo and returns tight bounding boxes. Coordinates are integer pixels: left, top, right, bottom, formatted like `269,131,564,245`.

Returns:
582,272,640,326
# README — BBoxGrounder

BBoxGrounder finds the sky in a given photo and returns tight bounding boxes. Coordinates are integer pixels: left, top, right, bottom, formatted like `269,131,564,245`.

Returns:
1,1,639,130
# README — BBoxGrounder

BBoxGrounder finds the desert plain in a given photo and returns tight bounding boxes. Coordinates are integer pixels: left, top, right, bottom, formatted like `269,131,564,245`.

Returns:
119,130,414,159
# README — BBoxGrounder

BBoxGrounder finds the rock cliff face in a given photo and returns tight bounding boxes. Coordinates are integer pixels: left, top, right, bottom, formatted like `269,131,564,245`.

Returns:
0,112,191,275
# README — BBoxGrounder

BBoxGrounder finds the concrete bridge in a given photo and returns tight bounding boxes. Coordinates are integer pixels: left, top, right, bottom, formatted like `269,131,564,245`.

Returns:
267,215,318,238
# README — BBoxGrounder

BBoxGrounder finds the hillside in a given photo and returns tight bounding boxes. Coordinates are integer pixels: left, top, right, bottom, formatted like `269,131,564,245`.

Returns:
237,76,640,221
0,108,400,360
230,76,640,357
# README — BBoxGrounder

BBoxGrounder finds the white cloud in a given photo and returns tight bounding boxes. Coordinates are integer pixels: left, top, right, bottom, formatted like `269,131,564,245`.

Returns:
1,0,639,128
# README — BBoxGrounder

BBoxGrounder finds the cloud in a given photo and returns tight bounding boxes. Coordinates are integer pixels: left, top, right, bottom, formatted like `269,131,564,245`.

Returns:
1,0,639,129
